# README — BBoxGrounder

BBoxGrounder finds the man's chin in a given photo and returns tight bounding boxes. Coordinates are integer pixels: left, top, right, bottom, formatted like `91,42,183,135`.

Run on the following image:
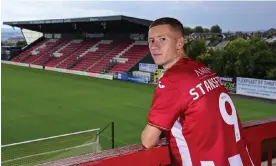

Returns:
153,59,163,66
154,62,162,66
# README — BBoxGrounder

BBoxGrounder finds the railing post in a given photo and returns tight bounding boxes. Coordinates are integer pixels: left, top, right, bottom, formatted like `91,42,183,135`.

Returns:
112,121,115,149
268,141,272,166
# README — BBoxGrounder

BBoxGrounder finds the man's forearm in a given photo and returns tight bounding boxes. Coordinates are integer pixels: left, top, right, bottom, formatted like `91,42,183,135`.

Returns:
141,124,162,149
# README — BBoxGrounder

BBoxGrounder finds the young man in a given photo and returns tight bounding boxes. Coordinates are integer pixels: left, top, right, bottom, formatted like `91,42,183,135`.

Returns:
141,17,254,166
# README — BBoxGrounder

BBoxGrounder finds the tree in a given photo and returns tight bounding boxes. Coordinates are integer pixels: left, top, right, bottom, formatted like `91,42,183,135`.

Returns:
266,68,276,80
204,28,210,33
268,28,276,32
269,41,276,53
208,49,225,76
224,62,236,77
196,48,225,76
193,26,204,33
222,36,275,79
246,36,275,79
208,36,220,46
186,38,206,60
210,25,222,33
197,52,212,65
250,50,275,79
183,27,194,36
184,33,276,80
223,37,249,77
16,41,27,47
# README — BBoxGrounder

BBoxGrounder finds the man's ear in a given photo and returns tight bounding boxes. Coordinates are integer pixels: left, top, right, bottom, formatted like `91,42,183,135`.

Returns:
177,37,185,50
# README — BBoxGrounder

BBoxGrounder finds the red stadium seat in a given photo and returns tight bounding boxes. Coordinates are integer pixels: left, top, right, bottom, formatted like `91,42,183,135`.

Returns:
12,39,149,73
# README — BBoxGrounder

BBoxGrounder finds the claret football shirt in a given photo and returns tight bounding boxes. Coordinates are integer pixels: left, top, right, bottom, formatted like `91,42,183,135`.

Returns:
147,57,254,166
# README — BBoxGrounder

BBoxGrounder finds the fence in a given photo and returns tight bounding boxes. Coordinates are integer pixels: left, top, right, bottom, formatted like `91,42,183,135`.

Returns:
1,122,117,166
243,117,276,166
1,128,100,166
37,117,276,166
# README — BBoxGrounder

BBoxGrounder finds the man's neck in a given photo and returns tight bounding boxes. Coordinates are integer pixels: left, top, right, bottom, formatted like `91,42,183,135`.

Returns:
163,52,186,70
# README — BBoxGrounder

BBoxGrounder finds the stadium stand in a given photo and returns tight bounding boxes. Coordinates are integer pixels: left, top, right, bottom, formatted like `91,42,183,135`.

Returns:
6,16,152,74
11,38,150,73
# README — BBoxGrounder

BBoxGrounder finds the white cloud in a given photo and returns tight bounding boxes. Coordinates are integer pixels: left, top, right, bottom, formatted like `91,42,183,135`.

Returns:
1,1,275,31
2,0,126,22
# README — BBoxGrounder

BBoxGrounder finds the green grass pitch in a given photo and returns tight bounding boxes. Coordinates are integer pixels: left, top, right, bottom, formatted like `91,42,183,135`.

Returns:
1,63,276,164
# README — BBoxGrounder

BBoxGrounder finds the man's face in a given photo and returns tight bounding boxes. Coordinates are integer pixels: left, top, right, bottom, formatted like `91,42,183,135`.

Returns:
148,24,182,67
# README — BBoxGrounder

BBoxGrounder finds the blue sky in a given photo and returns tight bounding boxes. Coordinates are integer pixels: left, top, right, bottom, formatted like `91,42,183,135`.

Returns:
1,0,276,32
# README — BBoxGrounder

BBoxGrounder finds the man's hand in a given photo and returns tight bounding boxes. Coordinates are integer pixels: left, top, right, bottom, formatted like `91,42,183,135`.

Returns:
141,124,162,149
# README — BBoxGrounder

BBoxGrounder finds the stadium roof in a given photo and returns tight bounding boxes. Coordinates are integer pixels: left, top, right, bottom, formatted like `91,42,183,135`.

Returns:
3,15,153,33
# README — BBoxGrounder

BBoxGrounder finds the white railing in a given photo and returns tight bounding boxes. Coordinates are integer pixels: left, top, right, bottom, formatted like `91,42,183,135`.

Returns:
2,128,100,166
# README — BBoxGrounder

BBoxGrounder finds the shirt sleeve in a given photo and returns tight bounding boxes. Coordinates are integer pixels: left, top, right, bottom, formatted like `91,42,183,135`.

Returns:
147,81,184,131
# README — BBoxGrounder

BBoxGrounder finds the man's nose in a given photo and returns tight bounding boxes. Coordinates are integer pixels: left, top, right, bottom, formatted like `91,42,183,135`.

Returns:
150,41,160,50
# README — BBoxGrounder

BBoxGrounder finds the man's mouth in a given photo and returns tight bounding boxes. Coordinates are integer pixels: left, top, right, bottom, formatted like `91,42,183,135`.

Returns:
152,53,161,57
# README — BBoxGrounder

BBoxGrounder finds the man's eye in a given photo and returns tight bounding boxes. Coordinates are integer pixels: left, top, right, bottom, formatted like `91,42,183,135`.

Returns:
160,38,166,41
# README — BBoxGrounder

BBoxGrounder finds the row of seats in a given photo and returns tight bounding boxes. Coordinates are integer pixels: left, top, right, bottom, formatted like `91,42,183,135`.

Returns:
32,40,70,65
57,40,99,69
23,40,62,64
46,40,84,67
71,41,119,71
12,39,61,64
109,45,149,73
12,40,46,62
88,41,133,73
12,38,150,73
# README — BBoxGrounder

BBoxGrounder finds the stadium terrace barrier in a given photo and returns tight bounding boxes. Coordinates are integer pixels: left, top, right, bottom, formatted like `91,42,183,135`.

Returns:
2,61,113,80
243,117,276,166
39,141,171,166
38,117,276,166
87,72,114,80
44,66,113,80
30,64,43,69
45,66,66,73
1,60,13,65
11,61,29,67
66,69,88,76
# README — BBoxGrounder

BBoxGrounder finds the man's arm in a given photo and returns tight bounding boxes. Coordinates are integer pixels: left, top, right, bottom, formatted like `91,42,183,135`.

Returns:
141,124,162,149
141,78,185,149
